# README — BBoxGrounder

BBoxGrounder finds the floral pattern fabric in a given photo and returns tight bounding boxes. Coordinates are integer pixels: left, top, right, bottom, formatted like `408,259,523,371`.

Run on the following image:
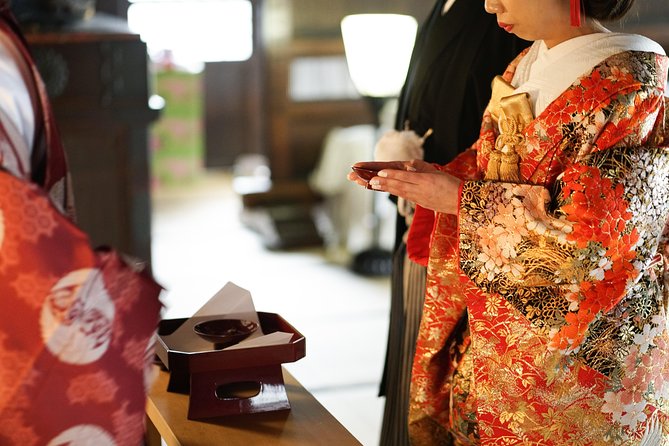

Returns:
0,172,163,446
408,48,669,445
0,8,163,445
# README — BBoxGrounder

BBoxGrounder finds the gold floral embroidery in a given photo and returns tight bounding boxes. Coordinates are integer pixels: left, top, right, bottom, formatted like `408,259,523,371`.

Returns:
410,50,669,445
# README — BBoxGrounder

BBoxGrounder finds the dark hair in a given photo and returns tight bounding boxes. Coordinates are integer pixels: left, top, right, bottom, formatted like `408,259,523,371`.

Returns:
585,0,635,21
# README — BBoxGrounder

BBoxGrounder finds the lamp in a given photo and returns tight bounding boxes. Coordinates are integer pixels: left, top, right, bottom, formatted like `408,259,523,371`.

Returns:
341,13,417,276
341,14,417,99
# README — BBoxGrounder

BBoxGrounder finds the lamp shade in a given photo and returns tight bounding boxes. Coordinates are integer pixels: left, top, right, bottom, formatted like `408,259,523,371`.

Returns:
341,14,418,98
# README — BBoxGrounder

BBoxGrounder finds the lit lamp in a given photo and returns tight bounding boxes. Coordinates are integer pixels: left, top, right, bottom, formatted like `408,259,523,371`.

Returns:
341,13,417,276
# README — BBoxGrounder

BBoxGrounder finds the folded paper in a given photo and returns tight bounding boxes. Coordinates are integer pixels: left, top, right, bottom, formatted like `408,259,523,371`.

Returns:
167,281,293,352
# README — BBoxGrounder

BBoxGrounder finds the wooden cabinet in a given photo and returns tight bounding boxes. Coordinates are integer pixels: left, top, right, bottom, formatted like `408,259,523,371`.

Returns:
25,14,158,264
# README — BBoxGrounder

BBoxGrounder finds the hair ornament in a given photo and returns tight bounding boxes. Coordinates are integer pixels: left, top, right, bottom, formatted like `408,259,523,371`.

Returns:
570,0,582,26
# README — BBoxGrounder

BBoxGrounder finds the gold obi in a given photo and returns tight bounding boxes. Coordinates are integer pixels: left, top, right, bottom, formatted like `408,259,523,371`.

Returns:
484,76,535,182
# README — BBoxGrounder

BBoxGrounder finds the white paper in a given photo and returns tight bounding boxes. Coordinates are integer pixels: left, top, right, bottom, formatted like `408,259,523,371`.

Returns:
224,331,294,350
192,282,263,333
167,282,298,351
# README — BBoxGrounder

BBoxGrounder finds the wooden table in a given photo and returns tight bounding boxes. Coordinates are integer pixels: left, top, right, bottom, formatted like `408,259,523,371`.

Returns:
146,367,362,446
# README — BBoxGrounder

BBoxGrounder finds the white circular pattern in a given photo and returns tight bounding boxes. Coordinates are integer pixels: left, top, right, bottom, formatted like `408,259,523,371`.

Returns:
46,424,116,446
40,268,115,365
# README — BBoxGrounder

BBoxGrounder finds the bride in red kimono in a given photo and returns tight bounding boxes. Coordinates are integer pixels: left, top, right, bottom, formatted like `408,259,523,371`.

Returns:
351,0,669,444
0,5,162,445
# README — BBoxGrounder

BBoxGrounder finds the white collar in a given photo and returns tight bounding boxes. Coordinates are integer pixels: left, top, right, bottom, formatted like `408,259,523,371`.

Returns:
512,33,665,116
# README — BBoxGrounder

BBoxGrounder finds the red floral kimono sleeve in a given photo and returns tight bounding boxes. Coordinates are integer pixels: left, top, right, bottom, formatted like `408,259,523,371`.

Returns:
406,149,481,266
459,145,669,350
450,52,669,441
410,50,669,444
457,55,668,355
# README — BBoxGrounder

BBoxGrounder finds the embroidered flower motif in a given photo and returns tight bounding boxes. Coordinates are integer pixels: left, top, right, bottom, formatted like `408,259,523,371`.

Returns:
443,50,669,444
602,391,626,423
563,301,580,317
428,326,441,342
621,372,649,406
473,186,538,283
633,323,660,355
577,70,618,111
484,293,502,317
639,334,669,400
619,325,636,343
414,377,429,404
589,256,613,281
619,401,648,428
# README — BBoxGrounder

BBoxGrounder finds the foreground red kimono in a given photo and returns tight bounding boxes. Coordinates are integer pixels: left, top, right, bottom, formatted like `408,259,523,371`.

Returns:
0,7,162,445
408,46,669,445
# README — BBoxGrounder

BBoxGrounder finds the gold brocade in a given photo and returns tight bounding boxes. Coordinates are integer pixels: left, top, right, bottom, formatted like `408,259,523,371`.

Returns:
410,48,669,446
484,76,534,182
487,75,515,123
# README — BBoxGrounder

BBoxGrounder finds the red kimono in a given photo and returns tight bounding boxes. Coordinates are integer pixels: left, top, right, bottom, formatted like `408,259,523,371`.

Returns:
408,44,669,445
0,8,162,445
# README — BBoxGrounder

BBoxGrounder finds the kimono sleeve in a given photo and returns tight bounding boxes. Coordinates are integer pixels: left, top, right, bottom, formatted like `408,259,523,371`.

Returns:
406,148,480,266
459,144,669,353
0,168,163,445
457,78,669,354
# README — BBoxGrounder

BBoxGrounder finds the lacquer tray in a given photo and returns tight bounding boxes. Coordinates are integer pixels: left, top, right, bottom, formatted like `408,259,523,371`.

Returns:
155,312,306,419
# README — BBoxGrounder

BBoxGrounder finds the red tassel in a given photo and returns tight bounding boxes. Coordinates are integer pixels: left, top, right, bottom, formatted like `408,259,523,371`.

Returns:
570,0,582,27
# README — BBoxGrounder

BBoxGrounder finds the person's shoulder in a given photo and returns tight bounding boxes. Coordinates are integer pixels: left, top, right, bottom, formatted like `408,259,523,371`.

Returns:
583,34,666,87
604,32,666,57
586,54,667,106
604,43,667,78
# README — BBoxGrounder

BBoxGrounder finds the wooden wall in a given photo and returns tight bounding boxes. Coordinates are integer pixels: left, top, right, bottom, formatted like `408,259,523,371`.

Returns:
289,0,432,37
93,0,668,183
95,0,129,18
249,0,431,180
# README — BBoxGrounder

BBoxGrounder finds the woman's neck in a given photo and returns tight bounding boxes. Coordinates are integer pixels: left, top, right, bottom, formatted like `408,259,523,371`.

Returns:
544,20,610,49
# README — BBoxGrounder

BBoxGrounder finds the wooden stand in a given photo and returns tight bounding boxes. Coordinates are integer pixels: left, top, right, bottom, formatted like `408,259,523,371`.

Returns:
155,312,306,420
188,364,290,419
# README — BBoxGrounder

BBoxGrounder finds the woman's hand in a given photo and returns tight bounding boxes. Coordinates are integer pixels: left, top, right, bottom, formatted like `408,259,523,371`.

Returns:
351,159,462,215
347,160,407,187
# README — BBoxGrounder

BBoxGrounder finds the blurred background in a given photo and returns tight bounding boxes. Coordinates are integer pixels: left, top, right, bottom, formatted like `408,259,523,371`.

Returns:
13,0,669,444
